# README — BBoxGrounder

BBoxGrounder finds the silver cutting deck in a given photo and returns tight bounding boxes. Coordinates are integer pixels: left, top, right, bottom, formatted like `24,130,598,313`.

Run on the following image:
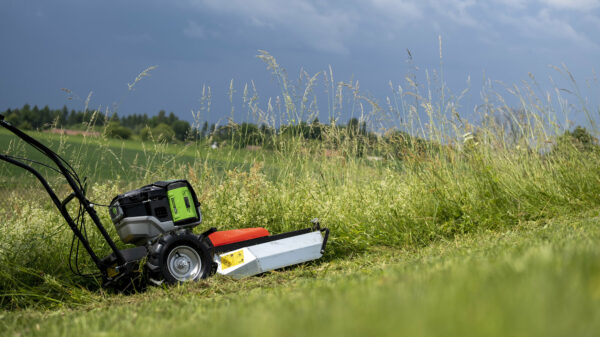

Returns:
214,231,325,279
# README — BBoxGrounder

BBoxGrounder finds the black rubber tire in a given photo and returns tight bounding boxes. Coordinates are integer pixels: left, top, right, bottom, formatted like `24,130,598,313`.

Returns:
145,231,212,285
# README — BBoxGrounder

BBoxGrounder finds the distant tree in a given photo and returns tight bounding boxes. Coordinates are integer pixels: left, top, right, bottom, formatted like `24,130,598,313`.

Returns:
67,110,79,125
139,126,152,141
152,110,167,127
105,121,132,139
570,126,596,147
5,110,20,125
109,112,120,123
152,123,175,142
235,122,262,148
40,105,51,127
168,112,177,125
30,105,40,128
347,117,359,136
18,121,33,130
60,106,69,126
383,130,429,159
310,118,322,140
172,120,191,141
554,126,599,153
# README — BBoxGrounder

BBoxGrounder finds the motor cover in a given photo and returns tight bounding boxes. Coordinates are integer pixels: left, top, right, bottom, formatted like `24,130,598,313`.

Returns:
109,180,202,245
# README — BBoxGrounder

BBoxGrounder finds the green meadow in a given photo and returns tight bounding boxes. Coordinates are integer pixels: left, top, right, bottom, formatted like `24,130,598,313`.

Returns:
1,57,600,336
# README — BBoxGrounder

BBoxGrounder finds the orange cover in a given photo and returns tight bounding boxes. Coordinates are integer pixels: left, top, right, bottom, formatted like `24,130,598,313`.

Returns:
208,227,270,247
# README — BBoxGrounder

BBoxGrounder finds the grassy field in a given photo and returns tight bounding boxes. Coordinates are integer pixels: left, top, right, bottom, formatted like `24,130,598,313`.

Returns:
2,210,599,337
0,128,282,183
1,125,600,336
2,58,600,336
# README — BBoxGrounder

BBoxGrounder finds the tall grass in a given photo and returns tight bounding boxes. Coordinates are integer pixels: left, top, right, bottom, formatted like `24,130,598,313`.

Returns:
1,50,600,310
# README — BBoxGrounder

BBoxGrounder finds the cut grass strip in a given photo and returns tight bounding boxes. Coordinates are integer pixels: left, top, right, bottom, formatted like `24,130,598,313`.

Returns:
2,211,600,337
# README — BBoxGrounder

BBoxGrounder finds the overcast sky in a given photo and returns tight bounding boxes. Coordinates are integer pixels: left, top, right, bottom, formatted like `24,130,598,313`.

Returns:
1,0,599,127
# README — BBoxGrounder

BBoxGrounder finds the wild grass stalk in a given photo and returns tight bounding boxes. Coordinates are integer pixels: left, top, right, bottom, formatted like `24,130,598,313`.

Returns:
1,51,600,310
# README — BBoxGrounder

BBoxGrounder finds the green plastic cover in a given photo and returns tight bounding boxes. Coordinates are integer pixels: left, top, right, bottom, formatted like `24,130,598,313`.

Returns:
167,186,198,223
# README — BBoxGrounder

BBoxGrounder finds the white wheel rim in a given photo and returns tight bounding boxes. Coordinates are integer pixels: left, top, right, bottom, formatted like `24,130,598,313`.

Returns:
167,245,202,281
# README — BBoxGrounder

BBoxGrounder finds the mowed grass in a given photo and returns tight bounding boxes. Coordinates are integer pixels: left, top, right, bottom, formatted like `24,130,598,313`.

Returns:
2,210,600,337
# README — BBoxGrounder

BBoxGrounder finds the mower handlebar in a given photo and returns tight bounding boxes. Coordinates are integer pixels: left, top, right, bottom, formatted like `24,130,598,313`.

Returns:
0,116,128,269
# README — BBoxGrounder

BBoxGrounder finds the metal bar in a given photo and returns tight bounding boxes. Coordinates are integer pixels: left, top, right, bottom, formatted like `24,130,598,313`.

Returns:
0,154,105,271
319,228,330,254
0,118,126,265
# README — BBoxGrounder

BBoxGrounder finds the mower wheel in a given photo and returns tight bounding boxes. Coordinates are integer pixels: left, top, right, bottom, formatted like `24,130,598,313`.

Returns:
146,231,212,285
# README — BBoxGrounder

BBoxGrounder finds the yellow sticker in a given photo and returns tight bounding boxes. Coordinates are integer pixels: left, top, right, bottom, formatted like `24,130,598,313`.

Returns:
107,265,119,278
221,249,244,270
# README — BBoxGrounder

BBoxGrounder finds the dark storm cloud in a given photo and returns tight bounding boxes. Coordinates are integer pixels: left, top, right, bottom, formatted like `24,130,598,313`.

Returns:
1,0,599,124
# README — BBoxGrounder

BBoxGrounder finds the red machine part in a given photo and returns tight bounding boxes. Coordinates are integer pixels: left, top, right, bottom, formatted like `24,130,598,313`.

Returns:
208,227,270,247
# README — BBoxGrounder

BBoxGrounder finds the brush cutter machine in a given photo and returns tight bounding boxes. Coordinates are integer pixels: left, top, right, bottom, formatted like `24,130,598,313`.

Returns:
0,114,329,291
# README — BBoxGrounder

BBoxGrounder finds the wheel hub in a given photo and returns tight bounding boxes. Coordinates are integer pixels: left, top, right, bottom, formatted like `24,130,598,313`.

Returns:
174,256,191,273
167,245,202,281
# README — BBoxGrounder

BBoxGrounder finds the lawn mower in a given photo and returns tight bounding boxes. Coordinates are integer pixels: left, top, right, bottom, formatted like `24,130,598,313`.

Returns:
0,114,329,291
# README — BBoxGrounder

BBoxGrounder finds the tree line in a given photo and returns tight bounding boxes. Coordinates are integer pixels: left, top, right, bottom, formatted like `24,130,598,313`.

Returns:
0,104,373,146
1,104,194,141
3,104,596,159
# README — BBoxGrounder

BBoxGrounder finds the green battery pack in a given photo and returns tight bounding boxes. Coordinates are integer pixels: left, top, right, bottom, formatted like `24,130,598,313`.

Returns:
168,185,198,223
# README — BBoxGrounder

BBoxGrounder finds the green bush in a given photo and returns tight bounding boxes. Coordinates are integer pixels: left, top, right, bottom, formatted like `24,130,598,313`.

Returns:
105,122,133,139
139,123,175,142
553,126,599,153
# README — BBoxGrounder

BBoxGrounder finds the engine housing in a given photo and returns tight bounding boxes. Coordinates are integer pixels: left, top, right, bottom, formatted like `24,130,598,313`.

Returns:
109,180,202,245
